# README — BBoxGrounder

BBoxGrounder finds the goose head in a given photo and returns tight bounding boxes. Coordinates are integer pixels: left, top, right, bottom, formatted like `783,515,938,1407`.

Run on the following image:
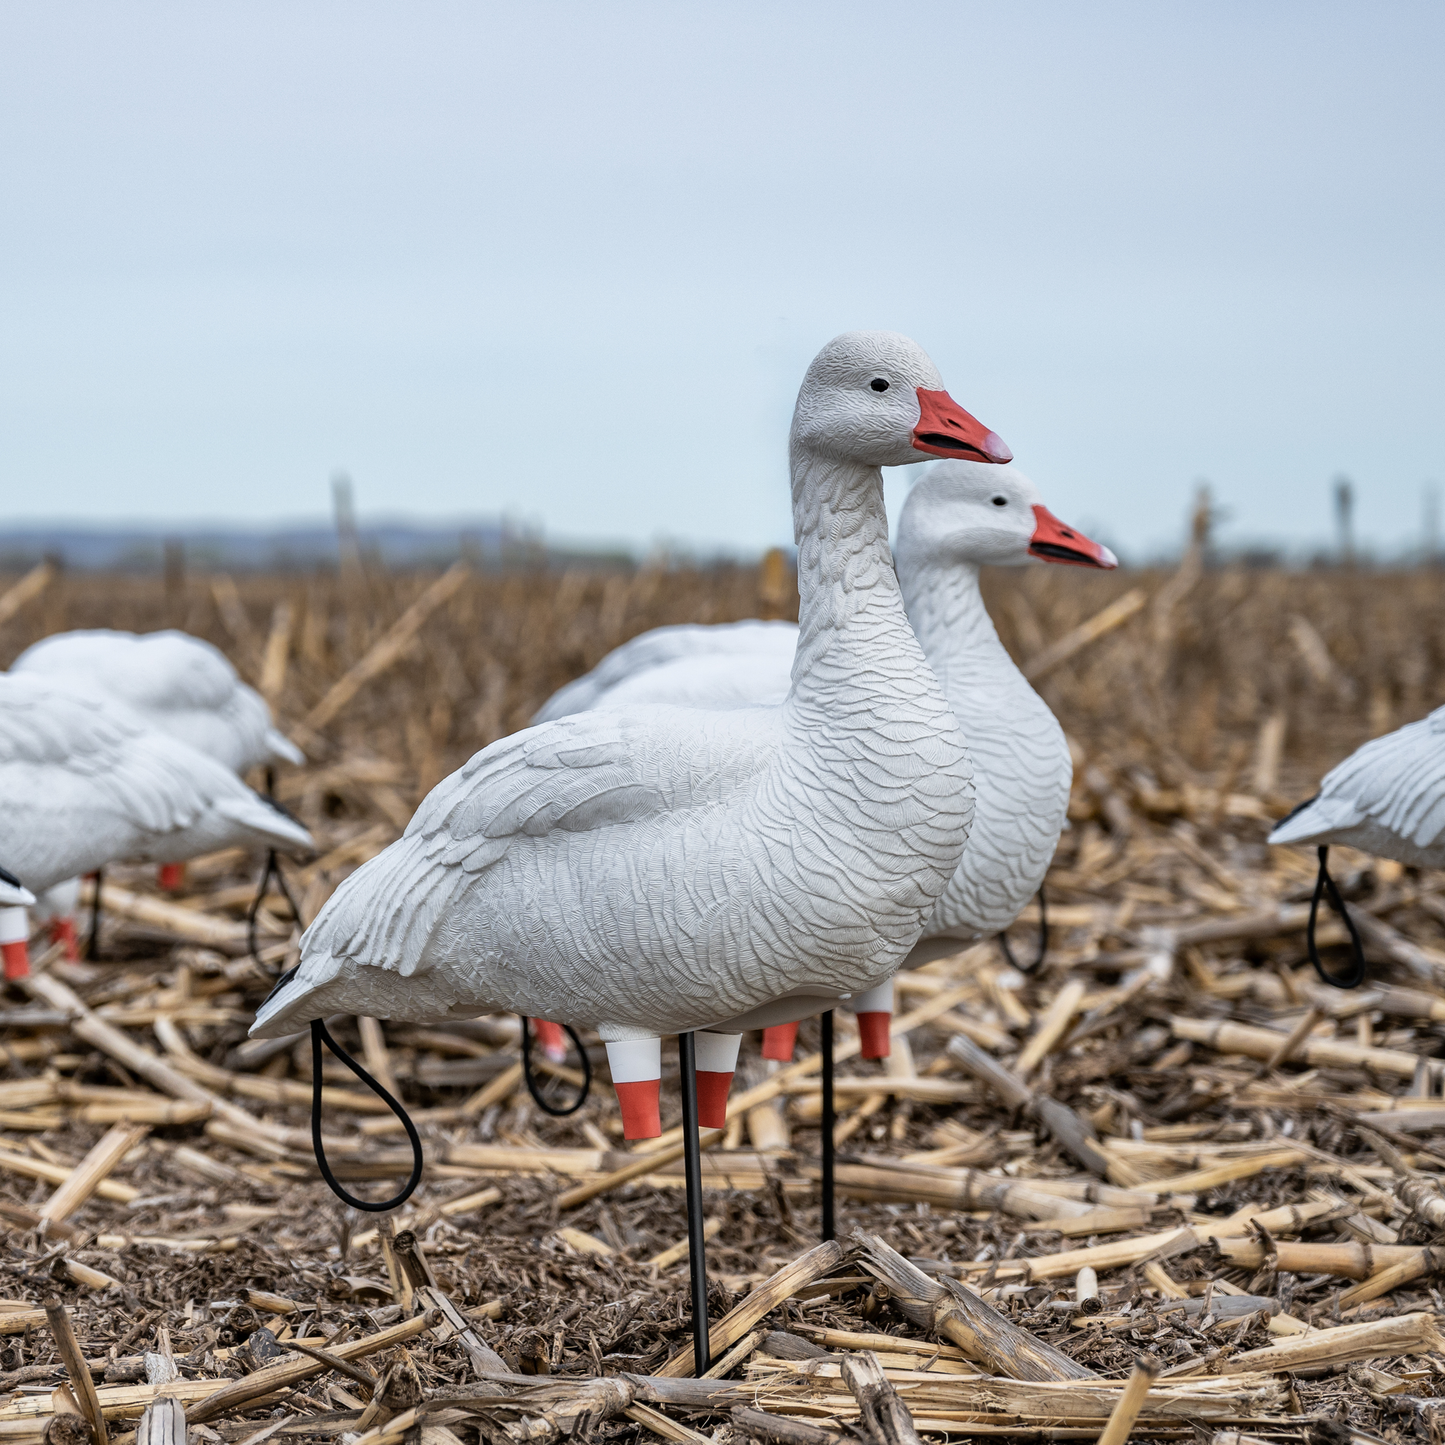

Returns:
895,460,1118,572
791,331,1012,469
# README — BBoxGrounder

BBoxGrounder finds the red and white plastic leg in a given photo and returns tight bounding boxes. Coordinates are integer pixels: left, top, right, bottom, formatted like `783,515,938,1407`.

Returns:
0,908,30,982
694,1031,741,1129
48,916,79,962
761,1021,799,1062
849,979,893,1060
605,1037,662,1140
530,1020,569,1063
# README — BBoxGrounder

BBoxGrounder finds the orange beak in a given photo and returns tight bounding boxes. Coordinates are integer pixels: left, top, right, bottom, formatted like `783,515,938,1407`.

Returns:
1029,506,1118,569
912,389,1012,463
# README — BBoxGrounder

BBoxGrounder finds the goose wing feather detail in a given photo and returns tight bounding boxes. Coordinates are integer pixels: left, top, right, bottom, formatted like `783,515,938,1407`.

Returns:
258,704,798,1036
1268,706,1445,866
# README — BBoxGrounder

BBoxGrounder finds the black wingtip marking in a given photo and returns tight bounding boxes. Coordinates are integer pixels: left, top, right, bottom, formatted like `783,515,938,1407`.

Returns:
1275,792,1320,828
260,965,300,1009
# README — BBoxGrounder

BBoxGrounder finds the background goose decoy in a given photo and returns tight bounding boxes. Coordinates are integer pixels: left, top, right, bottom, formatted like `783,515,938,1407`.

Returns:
12,628,304,775
1269,704,1445,868
533,620,799,719
11,626,306,937
1269,703,1445,986
0,673,315,978
0,867,37,982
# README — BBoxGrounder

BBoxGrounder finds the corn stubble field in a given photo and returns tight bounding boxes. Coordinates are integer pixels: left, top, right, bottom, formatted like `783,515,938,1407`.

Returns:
2,553,1445,1445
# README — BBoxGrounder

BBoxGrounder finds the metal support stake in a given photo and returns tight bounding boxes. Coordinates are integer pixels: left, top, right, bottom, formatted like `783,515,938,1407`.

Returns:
678,1030,710,1372
821,1009,835,1242
86,868,103,962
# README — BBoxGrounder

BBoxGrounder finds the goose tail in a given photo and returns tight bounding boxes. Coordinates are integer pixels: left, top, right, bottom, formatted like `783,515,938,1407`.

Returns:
265,729,306,766
1267,791,1359,848
251,964,316,1038
217,792,317,856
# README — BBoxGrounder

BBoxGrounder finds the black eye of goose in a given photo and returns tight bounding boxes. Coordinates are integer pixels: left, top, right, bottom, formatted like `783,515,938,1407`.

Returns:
869,378,889,392
992,496,1007,506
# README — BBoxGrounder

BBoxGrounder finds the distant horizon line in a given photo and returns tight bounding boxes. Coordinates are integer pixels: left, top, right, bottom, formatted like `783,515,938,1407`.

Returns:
1,513,1440,573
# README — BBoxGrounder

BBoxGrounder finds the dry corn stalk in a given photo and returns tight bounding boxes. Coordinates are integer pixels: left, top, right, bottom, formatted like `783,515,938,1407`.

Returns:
849,1229,1094,1382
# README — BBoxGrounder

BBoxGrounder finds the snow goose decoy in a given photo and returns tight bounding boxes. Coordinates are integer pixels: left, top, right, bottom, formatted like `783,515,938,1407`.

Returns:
0,673,315,978
12,627,306,934
12,628,303,775
251,330,1009,1362
1268,706,1445,986
537,461,1117,1061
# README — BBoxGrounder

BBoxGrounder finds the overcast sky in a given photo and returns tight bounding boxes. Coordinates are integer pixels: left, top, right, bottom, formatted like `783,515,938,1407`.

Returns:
2,2,1441,560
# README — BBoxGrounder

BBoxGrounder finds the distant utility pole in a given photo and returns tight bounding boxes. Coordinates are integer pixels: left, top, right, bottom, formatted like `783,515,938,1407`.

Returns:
1334,474,1354,566
163,538,186,610
332,471,363,582
1424,483,1440,565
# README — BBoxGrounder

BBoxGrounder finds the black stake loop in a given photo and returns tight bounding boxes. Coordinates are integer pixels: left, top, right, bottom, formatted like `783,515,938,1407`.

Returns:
248,850,302,963
678,1031,710,1374
310,1019,423,1212
820,1009,835,1243
997,885,1049,974
1307,845,1368,989
520,1017,593,1116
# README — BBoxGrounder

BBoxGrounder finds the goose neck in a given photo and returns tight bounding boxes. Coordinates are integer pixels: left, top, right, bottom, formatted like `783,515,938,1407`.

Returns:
898,554,1015,695
787,449,922,696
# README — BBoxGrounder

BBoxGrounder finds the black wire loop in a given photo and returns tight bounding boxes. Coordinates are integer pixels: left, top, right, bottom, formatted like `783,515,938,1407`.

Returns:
1307,845,1367,989
520,1016,592,1116
997,885,1049,974
310,1018,423,1211
248,850,302,962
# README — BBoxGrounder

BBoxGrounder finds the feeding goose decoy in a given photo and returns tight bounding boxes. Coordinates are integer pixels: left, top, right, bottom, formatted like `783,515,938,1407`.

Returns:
251,330,1011,1367
1269,704,1445,987
0,673,314,978
12,628,303,774
11,626,305,924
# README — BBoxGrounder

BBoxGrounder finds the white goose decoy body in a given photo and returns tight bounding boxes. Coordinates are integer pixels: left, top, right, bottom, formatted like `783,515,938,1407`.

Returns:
0,673,315,976
253,331,1011,1136
12,629,303,774
1269,705,1445,868
534,622,798,719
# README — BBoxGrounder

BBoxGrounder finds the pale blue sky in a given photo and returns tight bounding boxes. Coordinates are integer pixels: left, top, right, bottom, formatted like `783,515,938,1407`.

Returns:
2,2,1441,559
